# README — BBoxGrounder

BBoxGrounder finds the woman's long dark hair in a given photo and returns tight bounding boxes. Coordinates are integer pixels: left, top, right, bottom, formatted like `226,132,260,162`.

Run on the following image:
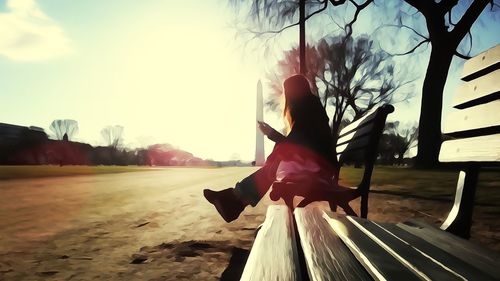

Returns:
282,75,336,164
283,74,313,125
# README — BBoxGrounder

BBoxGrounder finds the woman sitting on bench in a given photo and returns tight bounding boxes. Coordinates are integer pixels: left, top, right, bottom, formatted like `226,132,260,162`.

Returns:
204,74,337,222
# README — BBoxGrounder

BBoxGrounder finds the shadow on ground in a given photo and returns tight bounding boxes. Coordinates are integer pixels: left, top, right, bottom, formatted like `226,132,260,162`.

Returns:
132,240,250,280
220,247,250,281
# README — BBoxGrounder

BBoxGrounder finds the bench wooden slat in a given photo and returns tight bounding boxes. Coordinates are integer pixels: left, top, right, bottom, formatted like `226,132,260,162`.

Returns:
349,216,481,281
461,44,500,81
323,212,422,281
294,208,372,281
439,133,500,162
453,69,500,109
377,222,496,281
240,205,301,281
336,105,393,166
336,121,375,146
443,100,500,136
397,220,500,278
336,134,371,155
338,108,378,139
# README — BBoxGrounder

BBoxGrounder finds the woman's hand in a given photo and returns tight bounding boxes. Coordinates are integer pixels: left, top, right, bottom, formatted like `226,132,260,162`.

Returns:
258,121,286,142
257,121,275,136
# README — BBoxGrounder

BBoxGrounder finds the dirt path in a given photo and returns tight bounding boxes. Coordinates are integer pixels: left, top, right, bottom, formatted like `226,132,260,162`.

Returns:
0,167,498,280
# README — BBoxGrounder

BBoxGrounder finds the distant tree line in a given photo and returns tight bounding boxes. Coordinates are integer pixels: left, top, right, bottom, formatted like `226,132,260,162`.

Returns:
0,121,206,166
377,121,418,166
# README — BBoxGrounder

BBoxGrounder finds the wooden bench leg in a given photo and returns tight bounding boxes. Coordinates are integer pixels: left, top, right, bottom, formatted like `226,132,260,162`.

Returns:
360,193,369,219
440,169,479,239
339,202,358,217
329,201,337,213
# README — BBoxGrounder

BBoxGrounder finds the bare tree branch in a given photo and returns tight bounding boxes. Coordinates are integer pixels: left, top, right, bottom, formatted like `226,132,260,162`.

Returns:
391,39,430,56
329,0,347,6
454,50,472,59
243,0,329,36
245,22,300,35
305,0,329,20
327,11,345,30
375,23,429,40
440,0,459,15
404,0,432,17
467,30,473,55
344,0,374,37
451,0,490,44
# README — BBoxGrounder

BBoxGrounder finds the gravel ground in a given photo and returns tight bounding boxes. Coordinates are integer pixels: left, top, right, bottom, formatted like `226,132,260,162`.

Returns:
0,167,498,280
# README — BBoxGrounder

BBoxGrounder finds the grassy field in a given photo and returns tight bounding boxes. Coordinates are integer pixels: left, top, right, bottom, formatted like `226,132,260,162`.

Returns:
1,165,498,207
340,166,500,207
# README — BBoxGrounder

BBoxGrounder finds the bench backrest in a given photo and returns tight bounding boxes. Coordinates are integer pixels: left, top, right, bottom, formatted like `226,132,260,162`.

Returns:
439,44,500,165
439,44,499,239
335,104,394,191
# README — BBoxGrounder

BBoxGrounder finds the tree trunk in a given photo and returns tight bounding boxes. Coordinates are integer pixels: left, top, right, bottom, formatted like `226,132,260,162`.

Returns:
415,44,454,169
299,0,306,74
331,122,340,185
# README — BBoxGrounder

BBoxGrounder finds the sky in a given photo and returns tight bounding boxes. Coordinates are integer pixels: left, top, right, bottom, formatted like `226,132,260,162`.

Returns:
0,0,499,161
0,0,264,161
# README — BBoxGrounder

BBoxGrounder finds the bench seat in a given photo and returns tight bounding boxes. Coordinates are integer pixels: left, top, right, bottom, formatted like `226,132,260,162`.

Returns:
240,205,303,281
243,206,500,281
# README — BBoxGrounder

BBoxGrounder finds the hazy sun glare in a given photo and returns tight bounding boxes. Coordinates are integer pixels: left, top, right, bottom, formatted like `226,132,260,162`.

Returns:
1,1,271,161
106,19,261,160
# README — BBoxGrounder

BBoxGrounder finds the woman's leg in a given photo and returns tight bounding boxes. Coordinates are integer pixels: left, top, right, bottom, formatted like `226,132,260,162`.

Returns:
234,143,283,206
204,145,281,222
203,166,275,223
234,165,277,207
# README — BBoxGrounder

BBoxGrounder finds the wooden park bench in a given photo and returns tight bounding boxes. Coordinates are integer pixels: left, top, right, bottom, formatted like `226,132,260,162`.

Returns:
270,104,395,218
241,44,500,280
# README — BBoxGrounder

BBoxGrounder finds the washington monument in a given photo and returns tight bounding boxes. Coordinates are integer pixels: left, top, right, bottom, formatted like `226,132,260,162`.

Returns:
255,79,265,166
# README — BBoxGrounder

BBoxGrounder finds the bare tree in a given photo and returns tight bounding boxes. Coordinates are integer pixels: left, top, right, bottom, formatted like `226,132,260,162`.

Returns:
267,33,413,148
49,119,79,141
384,121,418,165
230,0,373,68
230,0,372,36
101,125,124,149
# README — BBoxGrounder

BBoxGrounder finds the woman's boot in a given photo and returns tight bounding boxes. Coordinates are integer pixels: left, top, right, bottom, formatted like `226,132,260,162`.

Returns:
203,188,246,223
